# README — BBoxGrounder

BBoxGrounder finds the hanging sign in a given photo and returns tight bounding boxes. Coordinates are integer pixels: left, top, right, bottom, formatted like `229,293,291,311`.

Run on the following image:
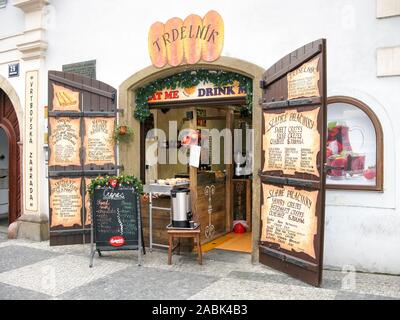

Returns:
261,184,318,259
263,107,320,177
148,10,224,68
50,177,82,228
148,80,246,104
287,57,320,100
48,117,81,166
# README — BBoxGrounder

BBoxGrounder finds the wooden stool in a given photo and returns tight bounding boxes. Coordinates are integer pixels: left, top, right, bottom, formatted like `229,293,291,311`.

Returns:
167,226,202,265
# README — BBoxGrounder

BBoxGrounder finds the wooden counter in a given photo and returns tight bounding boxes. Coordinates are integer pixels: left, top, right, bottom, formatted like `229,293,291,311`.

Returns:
196,179,227,244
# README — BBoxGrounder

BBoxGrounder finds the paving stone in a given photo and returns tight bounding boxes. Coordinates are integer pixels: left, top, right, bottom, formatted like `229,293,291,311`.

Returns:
0,254,129,297
334,290,398,300
188,277,337,300
227,271,311,288
0,245,61,274
203,249,251,263
59,265,219,300
0,282,52,300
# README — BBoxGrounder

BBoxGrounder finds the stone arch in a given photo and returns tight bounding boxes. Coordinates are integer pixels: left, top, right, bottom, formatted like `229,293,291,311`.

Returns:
0,75,23,142
0,83,22,228
118,56,265,261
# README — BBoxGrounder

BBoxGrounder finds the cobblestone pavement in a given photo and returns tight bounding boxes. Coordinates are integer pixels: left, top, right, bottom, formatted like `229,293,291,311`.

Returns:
0,237,399,300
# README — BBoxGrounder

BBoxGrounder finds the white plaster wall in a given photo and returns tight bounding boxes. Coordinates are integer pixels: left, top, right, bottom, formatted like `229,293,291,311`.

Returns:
0,2,24,39
2,0,397,273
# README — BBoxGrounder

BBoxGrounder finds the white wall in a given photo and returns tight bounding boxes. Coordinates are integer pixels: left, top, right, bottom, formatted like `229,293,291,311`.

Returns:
0,2,24,39
8,0,400,273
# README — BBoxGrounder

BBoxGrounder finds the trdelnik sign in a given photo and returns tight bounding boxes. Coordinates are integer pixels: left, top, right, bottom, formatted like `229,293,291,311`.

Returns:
148,10,224,68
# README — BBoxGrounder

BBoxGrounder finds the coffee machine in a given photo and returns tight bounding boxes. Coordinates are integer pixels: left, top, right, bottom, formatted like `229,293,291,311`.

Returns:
171,188,192,228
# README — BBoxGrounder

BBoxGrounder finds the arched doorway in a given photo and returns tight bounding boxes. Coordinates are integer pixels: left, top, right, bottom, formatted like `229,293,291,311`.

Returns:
0,89,21,230
118,56,265,261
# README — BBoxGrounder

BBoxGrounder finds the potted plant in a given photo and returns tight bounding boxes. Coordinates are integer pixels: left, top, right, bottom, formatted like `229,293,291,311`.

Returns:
113,125,134,143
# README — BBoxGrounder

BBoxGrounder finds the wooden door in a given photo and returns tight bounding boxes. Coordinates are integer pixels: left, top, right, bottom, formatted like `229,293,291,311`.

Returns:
48,71,117,245
0,89,21,225
259,39,327,286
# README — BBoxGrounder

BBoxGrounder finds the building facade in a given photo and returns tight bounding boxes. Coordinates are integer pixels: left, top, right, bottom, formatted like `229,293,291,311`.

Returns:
0,0,399,274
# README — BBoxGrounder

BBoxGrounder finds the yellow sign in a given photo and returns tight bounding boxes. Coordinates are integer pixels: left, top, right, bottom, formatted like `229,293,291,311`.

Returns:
52,84,80,112
148,10,224,68
263,108,320,177
287,57,320,100
261,184,318,259
148,81,246,104
24,70,39,212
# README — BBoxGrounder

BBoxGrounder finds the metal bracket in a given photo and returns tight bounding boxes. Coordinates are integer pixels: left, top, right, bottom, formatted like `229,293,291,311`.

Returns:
259,79,267,89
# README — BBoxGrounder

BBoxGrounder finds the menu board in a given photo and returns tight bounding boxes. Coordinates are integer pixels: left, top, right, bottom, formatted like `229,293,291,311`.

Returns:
261,184,318,259
52,84,80,112
263,108,320,177
287,57,320,100
84,117,115,165
92,187,140,249
50,178,82,228
49,117,81,166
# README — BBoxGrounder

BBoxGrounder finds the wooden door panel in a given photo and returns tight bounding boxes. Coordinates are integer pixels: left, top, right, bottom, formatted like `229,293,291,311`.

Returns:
259,39,327,287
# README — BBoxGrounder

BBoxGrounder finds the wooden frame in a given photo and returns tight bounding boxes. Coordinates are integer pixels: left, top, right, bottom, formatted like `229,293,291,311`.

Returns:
326,96,384,191
0,89,21,225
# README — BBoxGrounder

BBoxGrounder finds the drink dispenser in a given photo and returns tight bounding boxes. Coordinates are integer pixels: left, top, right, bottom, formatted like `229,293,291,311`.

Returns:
171,188,192,228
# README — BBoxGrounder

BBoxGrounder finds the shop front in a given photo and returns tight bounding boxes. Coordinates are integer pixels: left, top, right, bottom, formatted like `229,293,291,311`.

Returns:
119,57,264,258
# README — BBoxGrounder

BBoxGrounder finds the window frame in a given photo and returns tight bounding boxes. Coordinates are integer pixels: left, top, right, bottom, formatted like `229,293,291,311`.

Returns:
326,96,384,191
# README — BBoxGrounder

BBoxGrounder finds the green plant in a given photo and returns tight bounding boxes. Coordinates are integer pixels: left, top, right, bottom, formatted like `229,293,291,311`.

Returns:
113,125,134,143
88,174,143,195
134,69,253,122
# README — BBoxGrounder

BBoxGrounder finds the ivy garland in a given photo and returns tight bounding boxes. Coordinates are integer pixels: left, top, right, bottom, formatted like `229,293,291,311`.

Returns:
134,69,253,122
88,174,143,195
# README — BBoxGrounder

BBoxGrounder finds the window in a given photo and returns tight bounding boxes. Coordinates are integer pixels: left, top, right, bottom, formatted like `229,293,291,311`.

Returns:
0,0,6,9
326,96,383,191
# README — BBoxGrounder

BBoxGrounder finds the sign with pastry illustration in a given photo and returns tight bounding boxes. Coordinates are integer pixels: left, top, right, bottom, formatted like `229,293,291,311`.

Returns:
261,184,318,259
49,117,81,167
287,57,320,100
52,84,80,112
263,107,320,177
84,117,115,166
50,177,82,228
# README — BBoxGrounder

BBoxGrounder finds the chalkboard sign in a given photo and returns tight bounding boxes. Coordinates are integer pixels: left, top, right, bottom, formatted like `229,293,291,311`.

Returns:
89,186,143,267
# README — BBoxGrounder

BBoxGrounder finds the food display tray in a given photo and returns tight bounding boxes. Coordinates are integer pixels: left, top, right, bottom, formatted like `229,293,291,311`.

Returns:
166,223,200,230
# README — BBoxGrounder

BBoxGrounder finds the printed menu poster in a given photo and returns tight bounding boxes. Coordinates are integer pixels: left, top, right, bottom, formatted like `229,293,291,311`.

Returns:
84,117,115,165
49,117,81,166
52,84,80,112
261,184,318,259
287,57,320,100
50,178,82,228
263,108,320,177
84,177,92,226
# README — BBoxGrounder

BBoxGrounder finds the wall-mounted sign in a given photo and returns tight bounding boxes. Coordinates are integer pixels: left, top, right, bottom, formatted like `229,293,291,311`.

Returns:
24,70,39,212
148,10,224,68
52,84,80,112
50,177,82,228
287,57,320,100
8,63,19,78
263,107,320,177
261,184,318,259
62,60,96,79
84,117,115,165
148,80,246,105
48,117,81,166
